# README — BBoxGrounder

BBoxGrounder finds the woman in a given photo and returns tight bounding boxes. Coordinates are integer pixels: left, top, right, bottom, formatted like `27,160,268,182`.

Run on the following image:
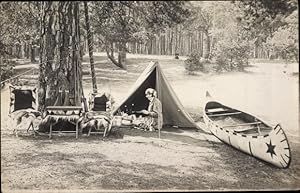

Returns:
138,88,163,131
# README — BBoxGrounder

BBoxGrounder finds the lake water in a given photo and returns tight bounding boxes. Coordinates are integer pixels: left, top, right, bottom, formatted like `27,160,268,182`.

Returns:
170,62,299,139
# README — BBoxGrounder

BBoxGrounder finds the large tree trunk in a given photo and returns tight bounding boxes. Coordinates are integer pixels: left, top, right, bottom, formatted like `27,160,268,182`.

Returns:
16,44,21,58
105,41,126,70
156,35,160,55
38,2,83,112
160,34,163,55
118,42,127,69
178,25,182,55
169,28,174,55
153,36,157,55
200,31,203,57
20,43,25,58
84,1,97,94
30,42,36,63
162,34,166,55
204,30,211,59
25,42,30,59
254,42,259,58
105,42,125,69
147,38,152,55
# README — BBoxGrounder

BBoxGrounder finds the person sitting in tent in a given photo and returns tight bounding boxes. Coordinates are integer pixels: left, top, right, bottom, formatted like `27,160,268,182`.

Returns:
134,88,162,131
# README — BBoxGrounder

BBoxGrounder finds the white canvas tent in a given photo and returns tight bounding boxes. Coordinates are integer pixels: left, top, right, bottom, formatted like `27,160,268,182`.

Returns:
112,61,200,129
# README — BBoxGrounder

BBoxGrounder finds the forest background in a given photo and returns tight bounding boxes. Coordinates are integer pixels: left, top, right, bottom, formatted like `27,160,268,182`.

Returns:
1,1,298,98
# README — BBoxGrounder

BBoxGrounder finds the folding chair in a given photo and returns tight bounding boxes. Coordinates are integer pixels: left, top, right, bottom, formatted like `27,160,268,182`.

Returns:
9,85,36,113
45,106,83,139
9,85,41,136
39,89,84,139
81,92,114,137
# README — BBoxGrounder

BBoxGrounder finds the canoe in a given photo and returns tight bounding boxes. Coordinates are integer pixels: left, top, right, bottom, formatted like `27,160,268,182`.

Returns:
203,92,291,169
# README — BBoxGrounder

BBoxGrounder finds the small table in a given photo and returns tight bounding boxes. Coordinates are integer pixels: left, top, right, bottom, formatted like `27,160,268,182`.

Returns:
45,106,83,139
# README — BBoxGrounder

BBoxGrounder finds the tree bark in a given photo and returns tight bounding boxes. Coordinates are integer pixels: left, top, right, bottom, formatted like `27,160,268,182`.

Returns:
254,42,259,58
30,43,36,63
84,1,97,94
105,42,123,69
38,2,83,111
118,42,127,69
160,34,164,55
204,30,211,59
174,25,178,55
169,28,174,55
148,38,152,55
178,25,182,55
153,36,156,55
25,42,30,59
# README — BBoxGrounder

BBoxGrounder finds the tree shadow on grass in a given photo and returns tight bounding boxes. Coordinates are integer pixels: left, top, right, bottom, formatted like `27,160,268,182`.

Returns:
81,55,108,63
15,132,120,147
210,139,300,190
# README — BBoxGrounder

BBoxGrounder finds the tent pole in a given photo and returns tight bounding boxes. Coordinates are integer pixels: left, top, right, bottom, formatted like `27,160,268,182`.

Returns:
156,62,161,139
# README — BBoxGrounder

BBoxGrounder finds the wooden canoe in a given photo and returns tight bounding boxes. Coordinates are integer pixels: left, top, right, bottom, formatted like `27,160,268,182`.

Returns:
203,92,291,169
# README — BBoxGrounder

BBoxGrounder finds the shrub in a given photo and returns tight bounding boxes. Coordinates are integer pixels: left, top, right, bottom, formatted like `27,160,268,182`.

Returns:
1,61,15,82
184,52,204,74
212,38,251,72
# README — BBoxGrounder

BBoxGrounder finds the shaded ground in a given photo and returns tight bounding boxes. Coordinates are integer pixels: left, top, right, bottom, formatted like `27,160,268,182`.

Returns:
1,54,300,192
1,125,300,192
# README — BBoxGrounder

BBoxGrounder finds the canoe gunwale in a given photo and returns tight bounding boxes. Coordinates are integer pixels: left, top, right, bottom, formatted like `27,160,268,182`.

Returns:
207,111,242,117
204,101,271,137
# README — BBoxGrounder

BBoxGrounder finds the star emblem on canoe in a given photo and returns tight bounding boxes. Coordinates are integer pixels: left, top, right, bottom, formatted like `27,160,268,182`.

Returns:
266,140,276,158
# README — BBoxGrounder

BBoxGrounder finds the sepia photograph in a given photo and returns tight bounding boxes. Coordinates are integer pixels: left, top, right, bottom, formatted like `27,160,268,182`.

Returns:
1,1,299,192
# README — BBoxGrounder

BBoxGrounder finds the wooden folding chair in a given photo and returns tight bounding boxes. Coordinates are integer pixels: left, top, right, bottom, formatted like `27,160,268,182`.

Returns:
9,85,41,136
82,92,113,137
